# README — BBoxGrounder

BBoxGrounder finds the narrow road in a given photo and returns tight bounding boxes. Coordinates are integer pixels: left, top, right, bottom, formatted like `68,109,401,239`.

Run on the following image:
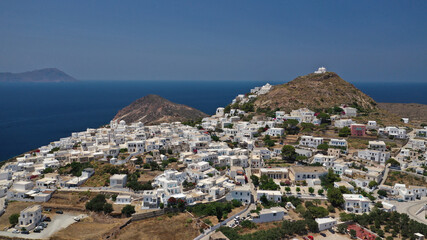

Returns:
393,198,427,224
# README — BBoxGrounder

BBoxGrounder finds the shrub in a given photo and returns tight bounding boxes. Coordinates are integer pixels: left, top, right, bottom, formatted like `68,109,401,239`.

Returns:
86,194,107,212
103,203,113,214
121,204,135,217
9,213,19,225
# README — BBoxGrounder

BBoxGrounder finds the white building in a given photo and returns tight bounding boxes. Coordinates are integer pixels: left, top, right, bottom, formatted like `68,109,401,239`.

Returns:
299,136,324,148
110,174,128,188
314,67,326,74
266,128,284,137
358,150,390,164
225,186,252,204
252,207,286,223
343,194,370,214
342,107,357,117
315,217,337,231
256,190,282,202
369,141,386,151
312,154,336,168
115,195,131,204
334,119,354,128
18,205,42,230
127,141,145,153
142,190,159,209
329,139,348,149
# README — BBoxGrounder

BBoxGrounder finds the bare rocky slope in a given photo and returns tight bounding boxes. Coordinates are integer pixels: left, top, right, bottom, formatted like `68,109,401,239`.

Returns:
378,103,427,124
113,94,208,125
0,68,77,82
254,72,377,112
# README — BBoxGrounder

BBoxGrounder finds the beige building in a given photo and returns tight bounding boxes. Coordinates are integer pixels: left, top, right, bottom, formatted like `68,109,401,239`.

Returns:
260,168,288,180
289,166,327,181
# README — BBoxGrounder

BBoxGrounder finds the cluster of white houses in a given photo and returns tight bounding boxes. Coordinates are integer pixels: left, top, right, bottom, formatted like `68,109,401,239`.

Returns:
1,78,426,231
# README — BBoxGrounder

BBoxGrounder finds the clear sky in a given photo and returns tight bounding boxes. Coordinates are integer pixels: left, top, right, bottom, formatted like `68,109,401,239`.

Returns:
0,1,426,82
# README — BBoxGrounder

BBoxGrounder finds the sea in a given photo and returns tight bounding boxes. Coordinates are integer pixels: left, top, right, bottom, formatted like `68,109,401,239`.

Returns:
0,80,426,162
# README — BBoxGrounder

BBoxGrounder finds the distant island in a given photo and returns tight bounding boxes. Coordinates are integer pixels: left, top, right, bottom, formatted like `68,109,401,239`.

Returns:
0,68,77,82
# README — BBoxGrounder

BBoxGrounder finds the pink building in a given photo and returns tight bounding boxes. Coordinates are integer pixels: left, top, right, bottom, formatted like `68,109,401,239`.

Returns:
351,124,366,137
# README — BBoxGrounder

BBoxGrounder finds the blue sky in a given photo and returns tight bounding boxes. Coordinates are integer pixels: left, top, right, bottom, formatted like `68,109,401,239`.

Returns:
0,1,426,82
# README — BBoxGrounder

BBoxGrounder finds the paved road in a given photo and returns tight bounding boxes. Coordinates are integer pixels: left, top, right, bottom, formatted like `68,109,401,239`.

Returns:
379,166,390,186
392,198,427,224
0,213,85,239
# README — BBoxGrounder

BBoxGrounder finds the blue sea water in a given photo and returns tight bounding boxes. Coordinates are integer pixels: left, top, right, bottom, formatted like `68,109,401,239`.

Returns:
0,80,426,161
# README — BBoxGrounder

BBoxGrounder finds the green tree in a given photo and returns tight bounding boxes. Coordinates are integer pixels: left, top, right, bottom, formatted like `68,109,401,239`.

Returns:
250,175,259,187
216,206,223,222
337,223,348,234
211,135,220,142
339,127,351,137
86,194,107,212
320,169,341,189
369,181,378,188
308,187,315,195
318,189,324,195
121,205,136,217
386,158,400,167
350,229,357,238
42,167,54,174
285,187,291,193
9,213,19,225
260,194,269,206
103,203,113,214
378,189,388,197
317,143,329,151
306,219,319,232
296,187,301,193
327,187,344,207
281,145,296,161
317,112,330,124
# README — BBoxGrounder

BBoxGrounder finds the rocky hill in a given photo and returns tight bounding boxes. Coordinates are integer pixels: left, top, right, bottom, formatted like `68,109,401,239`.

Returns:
0,68,77,82
378,102,427,124
254,72,377,112
113,94,208,125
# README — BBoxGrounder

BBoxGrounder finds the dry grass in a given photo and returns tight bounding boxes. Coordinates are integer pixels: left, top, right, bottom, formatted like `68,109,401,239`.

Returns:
51,213,126,240
238,221,281,234
201,205,245,226
42,191,96,210
0,201,35,230
138,170,163,182
347,138,369,149
114,212,199,240
385,171,427,187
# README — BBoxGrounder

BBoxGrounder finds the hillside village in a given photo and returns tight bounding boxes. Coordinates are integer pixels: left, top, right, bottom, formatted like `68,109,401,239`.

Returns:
1,70,427,240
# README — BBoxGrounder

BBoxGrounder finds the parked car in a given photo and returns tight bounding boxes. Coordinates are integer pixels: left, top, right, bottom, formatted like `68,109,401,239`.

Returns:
21,231,29,234
44,208,51,212
308,236,314,240
328,229,335,234
44,217,52,222
33,228,42,233
320,233,326,237
12,229,20,234
73,217,80,222
56,210,63,214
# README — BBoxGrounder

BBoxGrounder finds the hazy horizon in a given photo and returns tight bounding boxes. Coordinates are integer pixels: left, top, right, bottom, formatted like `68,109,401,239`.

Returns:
1,1,426,82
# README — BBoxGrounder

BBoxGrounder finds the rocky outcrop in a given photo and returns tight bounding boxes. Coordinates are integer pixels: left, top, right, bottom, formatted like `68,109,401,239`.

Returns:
254,72,377,112
113,94,208,125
